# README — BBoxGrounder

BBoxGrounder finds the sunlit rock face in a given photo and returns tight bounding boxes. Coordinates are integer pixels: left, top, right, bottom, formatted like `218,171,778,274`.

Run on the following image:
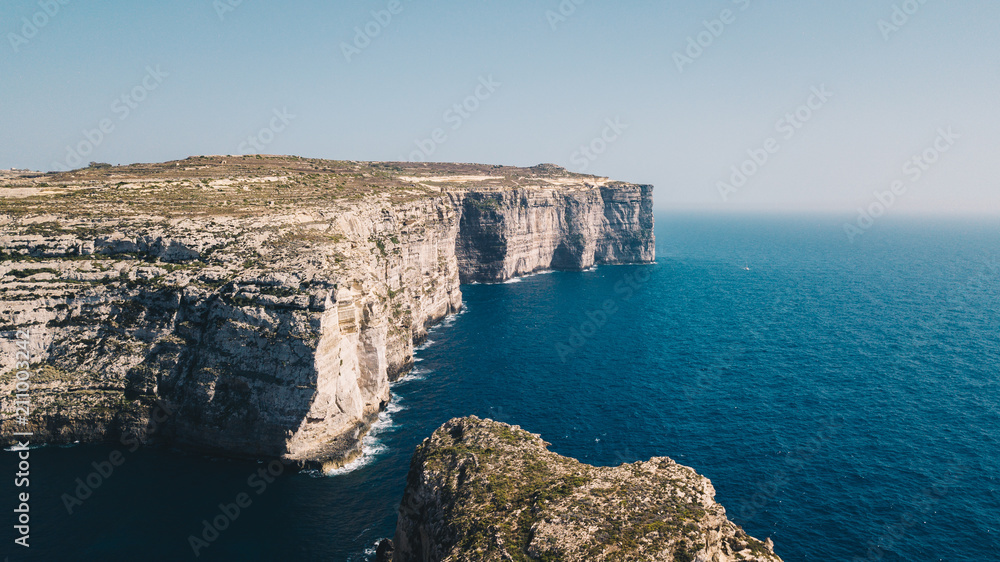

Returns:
384,417,782,562
0,157,653,467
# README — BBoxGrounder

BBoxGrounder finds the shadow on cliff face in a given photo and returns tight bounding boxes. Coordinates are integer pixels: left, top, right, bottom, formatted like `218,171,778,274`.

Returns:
455,186,654,284
162,295,320,459
456,192,509,283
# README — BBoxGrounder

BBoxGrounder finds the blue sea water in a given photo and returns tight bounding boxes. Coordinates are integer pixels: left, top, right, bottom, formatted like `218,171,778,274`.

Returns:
6,213,1000,561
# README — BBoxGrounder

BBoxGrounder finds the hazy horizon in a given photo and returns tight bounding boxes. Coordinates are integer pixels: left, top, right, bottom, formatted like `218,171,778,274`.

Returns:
2,0,998,216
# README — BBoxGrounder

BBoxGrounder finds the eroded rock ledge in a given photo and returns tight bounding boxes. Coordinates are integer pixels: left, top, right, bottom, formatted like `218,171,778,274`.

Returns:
377,417,783,562
0,156,654,468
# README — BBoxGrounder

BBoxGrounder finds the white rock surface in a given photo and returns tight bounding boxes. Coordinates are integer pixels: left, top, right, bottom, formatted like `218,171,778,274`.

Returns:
0,158,654,467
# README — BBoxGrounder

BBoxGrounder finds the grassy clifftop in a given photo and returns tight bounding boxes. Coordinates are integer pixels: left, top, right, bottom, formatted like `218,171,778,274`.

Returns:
0,155,605,221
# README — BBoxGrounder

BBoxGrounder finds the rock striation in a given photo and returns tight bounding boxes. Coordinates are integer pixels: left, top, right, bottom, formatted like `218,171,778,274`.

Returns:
381,417,783,562
0,157,654,468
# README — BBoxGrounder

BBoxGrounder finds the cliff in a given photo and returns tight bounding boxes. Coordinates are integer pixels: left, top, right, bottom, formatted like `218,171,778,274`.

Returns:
0,156,654,468
379,417,783,562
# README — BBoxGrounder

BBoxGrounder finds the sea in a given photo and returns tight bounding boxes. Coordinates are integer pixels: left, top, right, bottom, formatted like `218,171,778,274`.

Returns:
5,213,999,561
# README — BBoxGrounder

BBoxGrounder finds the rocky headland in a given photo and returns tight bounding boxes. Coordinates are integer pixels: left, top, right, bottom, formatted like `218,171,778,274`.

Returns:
0,156,654,469
377,417,783,562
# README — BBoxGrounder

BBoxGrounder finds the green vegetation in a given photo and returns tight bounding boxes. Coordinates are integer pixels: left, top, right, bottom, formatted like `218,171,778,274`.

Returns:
468,196,501,211
0,156,601,219
404,419,760,562
6,267,59,278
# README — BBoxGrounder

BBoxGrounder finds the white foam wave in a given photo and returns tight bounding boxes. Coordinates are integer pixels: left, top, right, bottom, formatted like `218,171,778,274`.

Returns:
523,269,554,278
498,269,555,284
322,443,385,477
345,540,383,562
383,396,404,415
430,305,467,331
399,367,430,382
321,398,402,477
4,442,48,451
317,303,467,478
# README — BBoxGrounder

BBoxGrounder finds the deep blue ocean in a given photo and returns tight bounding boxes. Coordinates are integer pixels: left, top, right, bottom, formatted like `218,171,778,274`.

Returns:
6,214,1000,561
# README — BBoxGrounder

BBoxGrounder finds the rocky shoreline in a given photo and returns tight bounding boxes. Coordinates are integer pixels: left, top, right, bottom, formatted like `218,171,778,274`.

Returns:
0,156,654,469
377,417,783,562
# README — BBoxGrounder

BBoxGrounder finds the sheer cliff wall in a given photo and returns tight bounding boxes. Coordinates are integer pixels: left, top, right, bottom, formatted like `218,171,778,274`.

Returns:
0,158,654,468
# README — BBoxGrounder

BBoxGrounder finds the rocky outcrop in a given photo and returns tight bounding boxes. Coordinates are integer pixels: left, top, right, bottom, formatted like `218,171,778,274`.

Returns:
382,417,782,562
455,183,653,282
0,157,654,468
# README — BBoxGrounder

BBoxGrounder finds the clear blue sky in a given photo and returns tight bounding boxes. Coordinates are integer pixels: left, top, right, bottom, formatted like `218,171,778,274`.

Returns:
2,0,998,214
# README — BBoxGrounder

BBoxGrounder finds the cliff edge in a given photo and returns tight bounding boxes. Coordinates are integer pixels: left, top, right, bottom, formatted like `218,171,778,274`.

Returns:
379,417,783,562
0,156,654,468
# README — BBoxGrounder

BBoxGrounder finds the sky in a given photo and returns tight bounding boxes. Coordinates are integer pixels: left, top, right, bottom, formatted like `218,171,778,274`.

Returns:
1,0,998,215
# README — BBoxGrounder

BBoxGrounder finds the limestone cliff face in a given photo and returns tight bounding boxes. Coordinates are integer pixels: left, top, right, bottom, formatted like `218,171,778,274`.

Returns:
381,417,783,562
455,183,654,282
0,157,654,467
